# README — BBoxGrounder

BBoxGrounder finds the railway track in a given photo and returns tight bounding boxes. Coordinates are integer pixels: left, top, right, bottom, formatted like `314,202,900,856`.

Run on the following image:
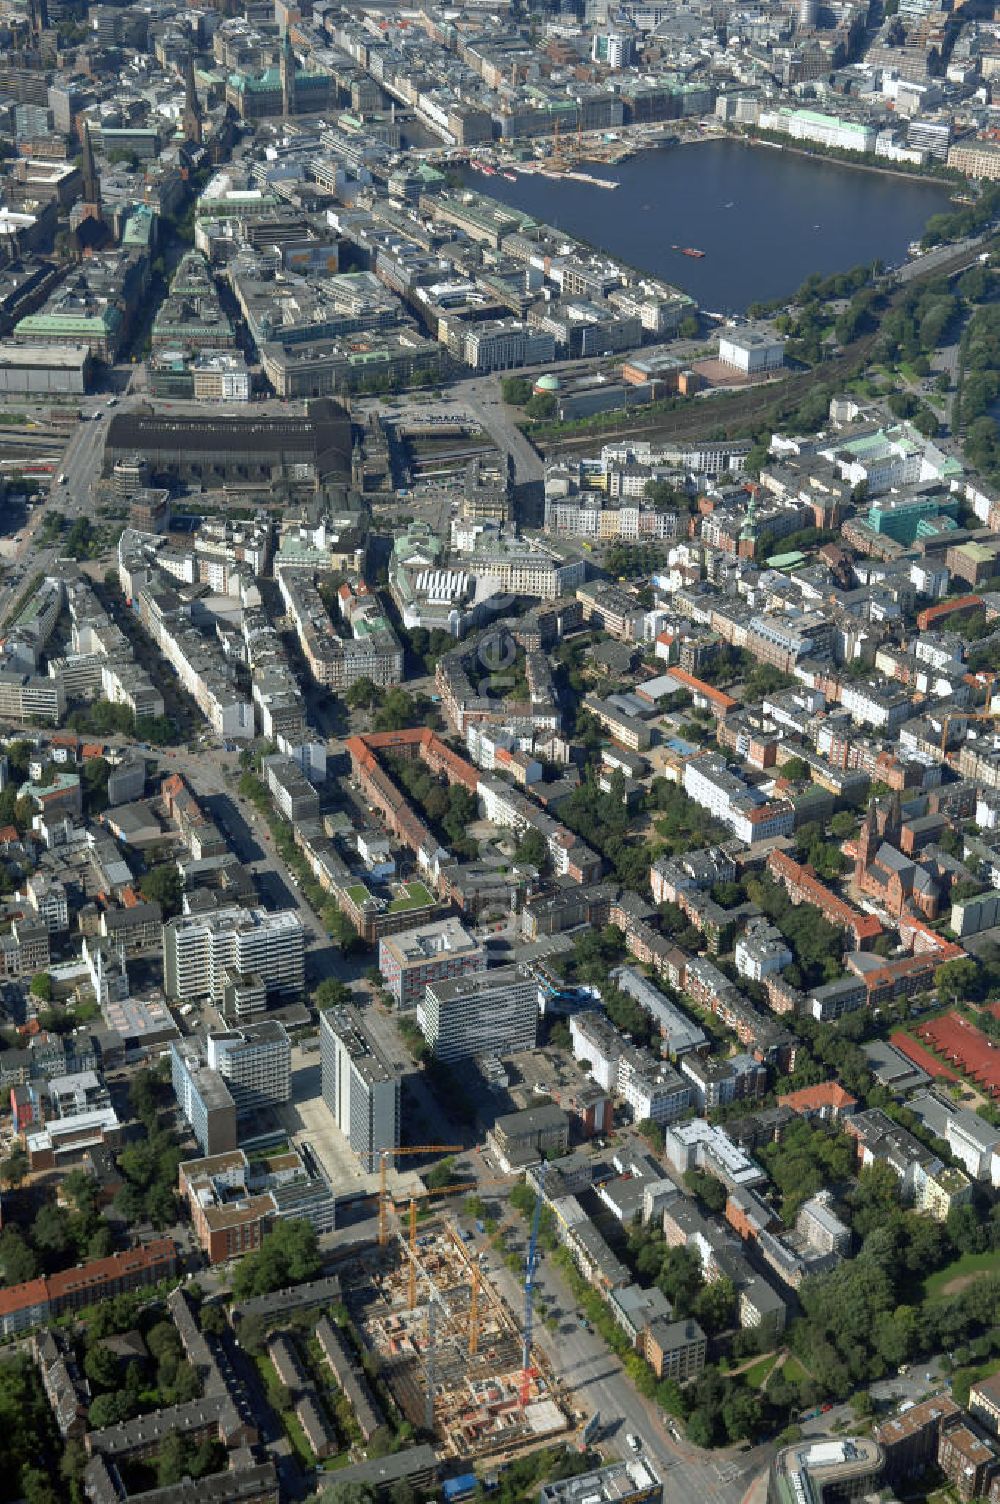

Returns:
533,235,995,459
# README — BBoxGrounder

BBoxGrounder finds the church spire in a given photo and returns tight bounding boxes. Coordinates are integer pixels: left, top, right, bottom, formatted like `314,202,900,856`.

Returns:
280,30,296,118
81,121,100,208
182,52,203,144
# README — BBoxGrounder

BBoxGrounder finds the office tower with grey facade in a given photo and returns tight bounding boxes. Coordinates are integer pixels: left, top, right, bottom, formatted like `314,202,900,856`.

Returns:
320,1005,401,1171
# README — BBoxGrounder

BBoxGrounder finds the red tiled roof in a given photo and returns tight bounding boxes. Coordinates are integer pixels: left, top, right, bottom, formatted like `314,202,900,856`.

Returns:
666,666,737,711
778,1081,857,1113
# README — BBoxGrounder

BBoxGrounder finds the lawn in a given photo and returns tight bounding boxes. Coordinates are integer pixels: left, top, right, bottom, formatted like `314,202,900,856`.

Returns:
924,1249,1000,1301
782,1355,810,1385
388,881,434,912
346,883,371,906
741,1353,779,1388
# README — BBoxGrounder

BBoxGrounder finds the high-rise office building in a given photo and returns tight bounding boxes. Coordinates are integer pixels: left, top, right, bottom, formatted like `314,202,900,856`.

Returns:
418,964,538,1062
320,1005,401,1171
163,906,304,1003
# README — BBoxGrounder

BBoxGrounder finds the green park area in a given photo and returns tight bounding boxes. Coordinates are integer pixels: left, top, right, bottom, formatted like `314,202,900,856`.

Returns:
924,1248,1000,1302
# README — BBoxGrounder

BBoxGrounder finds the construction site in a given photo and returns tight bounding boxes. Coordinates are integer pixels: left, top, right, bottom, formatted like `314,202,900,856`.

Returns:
345,1212,569,1461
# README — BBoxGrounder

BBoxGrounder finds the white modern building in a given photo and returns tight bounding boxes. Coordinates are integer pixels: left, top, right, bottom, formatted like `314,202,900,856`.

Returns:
378,917,486,1008
206,1020,292,1117
718,328,785,376
683,754,794,845
418,963,538,1063
163,905,305,1003
735,921,793,982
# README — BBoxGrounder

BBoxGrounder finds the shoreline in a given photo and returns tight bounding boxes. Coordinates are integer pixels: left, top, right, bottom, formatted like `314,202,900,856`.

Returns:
619,128,961,190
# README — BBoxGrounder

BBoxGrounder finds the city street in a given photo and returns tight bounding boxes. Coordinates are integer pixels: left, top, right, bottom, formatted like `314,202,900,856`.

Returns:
471,1212,773,1504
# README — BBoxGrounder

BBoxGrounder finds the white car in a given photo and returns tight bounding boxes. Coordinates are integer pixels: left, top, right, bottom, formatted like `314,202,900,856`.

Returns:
626,1434,642,1453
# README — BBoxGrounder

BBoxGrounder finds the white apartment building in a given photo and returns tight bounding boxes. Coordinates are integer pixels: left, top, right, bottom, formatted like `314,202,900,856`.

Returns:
206,1020,291,1116
24,875,69,933
683,754,794,845
462,321,555,373
758,107,878,153
378,916,486,1007
163,906,305,1003
735,921,792,983
620,1056,691,1126
569,1010,623,1092
418,964,537,1062
665,1118,767,1189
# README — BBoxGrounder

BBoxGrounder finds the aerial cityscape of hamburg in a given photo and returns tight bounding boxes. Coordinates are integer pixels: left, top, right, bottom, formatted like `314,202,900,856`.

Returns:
2,0,1000,1501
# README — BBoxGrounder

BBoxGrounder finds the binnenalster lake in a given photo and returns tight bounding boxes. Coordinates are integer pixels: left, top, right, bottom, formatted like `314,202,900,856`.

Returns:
458,137,955,312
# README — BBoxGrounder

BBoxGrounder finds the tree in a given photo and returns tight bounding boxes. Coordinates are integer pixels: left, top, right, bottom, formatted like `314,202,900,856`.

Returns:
88,1392,132,1429
147,1321,182,1364
157,1432,190,1488
314,978,351,1010
32,1203,72,1258
21,1470,60,1504
635,1119,665,1153
935,957,978,1006
1,1145,29,1190
129,1069,160,1129
319,1485,377,1504
28,972,51,1002
61,1168,98,1220
694,1276,737,1334
199,1303,227,1338
140,865,184,918
84,1344,121,1391
424,1156,457,1191
516,829,548,870
230,1218,321,1300
683,1169,727,1215
0,1227,38,1284
235,1313,267,1356
344,677,380,712
656,1246,704,1315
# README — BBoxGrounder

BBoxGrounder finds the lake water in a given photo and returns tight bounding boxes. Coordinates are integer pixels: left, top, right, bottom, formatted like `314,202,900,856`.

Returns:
459,138,954,312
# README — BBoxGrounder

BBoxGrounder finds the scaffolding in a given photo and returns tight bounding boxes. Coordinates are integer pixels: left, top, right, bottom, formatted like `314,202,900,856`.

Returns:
350,1217,568,1460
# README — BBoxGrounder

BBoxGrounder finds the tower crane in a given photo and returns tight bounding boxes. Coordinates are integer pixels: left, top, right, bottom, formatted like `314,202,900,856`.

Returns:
376,1145,463,1246
938,704,1000,756
520,1161,546,1409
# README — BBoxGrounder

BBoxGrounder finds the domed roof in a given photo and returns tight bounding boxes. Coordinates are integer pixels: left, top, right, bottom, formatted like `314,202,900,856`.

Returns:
533,372,560,393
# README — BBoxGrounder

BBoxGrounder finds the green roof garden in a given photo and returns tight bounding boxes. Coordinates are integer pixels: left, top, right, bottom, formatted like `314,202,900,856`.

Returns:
388,881,434,913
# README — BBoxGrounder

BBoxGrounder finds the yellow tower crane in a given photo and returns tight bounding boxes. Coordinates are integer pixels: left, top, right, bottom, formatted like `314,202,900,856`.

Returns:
376,1145,463,1246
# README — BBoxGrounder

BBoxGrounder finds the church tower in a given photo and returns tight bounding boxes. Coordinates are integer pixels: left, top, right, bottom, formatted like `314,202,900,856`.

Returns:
854,797,879,883
182,53,203,145
80,122,101,209
280,31,296,118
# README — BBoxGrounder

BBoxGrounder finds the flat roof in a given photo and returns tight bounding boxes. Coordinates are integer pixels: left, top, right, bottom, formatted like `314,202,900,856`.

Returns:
0,342,91,368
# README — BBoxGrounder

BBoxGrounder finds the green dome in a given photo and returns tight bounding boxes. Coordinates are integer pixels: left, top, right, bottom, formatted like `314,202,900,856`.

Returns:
533,373,560,393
